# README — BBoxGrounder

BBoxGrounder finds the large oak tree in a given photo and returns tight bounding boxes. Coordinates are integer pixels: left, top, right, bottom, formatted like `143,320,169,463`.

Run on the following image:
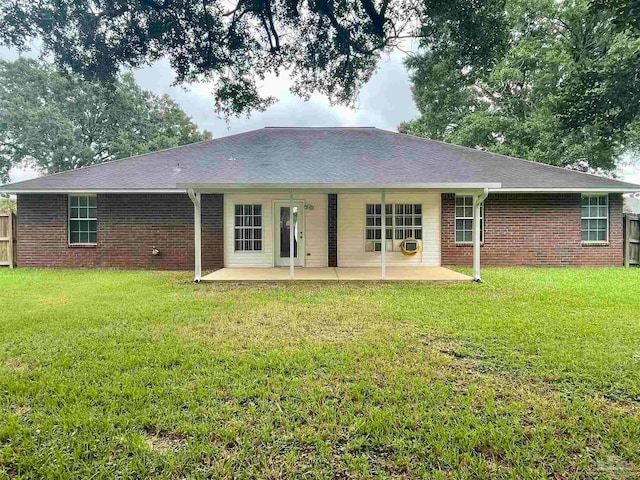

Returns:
0,58,211,183
0,0,509,116
400,0,640,171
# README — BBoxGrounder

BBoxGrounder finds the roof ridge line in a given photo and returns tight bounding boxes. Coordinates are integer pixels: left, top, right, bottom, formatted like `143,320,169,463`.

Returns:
263,126,377,129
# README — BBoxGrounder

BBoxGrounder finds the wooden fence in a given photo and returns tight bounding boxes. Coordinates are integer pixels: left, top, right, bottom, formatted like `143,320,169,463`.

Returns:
0,210,16,268
624,214,640,267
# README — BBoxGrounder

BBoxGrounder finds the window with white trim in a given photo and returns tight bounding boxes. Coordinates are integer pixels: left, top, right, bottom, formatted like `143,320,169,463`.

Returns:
365,203,422,252
365,204,392,252
234,205,263,251
394,204,423,241
455,195,483,244
581,194,608,242
69,195,97,244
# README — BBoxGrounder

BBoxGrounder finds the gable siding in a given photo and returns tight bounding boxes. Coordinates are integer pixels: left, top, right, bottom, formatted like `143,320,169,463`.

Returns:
441,193,624,266
337,192,441,267
224,193,328,268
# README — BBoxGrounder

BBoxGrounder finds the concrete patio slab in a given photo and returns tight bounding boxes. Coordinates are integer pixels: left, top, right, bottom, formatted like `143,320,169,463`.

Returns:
201,267,471,282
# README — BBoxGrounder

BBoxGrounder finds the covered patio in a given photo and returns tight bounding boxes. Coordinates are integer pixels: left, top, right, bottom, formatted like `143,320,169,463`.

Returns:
201,266,471,282
185,185,492,284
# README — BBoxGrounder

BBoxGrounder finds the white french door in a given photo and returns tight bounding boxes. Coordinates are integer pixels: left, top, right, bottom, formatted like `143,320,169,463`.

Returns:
274,201,305,267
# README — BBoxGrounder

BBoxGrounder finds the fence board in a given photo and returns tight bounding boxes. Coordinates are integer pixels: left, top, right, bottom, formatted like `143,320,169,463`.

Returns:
0,211,15,268
624,214,640,267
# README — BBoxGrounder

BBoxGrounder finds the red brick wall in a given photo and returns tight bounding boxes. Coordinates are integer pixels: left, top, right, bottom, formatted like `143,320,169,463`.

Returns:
16,194,223,270
441,193,623,267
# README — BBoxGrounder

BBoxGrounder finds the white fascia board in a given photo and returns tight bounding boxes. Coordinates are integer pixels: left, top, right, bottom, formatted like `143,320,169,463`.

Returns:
177,182,502,191
491,187,640,193
0,189,187,194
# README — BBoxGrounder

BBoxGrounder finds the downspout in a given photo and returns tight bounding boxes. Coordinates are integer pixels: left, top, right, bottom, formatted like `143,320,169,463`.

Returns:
188,189,202,283
473,188,489,283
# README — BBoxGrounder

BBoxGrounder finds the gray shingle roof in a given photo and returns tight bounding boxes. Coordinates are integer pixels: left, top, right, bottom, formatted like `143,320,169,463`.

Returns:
2,127,639,192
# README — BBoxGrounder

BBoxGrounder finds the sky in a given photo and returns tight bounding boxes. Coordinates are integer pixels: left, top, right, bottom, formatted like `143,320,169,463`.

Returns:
2,44,640,191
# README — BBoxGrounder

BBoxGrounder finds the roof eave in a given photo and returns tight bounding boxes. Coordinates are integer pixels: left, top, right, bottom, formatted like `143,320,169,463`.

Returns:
0,188,187,194
4,185,639,195
491,187,640,193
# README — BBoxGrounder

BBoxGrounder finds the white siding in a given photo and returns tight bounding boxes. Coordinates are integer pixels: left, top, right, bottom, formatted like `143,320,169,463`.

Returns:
224,193,327,268
337,192,441,267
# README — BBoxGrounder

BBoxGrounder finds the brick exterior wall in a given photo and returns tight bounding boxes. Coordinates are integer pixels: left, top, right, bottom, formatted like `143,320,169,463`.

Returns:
16,194,224,270
327,193,338,267
441,193,624,267
16,192,624,269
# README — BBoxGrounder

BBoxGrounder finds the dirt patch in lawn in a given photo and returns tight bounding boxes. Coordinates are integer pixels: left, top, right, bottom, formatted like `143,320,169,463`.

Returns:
144,427,187,453
2,359,32,371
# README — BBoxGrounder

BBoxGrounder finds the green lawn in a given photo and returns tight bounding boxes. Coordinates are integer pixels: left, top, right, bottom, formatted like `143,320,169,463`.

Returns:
1,269,639,479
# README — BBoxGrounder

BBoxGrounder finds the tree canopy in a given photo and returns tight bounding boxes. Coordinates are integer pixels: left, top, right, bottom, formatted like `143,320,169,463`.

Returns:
0,0,509,116
0,58,211,183
400,0,640,171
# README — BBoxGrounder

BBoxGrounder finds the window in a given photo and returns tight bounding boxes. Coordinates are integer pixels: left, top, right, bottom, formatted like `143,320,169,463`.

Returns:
455,196,483,244
365,204,392,252
234,205,262,251
581,194,608,243
69,195,97,244
394,204,422,240
365,203,422,252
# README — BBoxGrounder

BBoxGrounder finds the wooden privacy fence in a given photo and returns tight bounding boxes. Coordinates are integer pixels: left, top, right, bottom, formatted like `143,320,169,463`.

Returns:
0,210,16,268
624,214,639,267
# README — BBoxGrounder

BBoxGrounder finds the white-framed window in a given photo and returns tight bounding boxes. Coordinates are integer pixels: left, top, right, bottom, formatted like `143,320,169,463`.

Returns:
455,195,484,244
365,204,392,252
234,204,263,251
69,195,97,245
394,204,422,240
365,203,422,252
581,194,608,243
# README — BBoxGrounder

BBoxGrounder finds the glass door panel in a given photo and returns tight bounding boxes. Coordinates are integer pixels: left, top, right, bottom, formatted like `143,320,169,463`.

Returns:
274,202,304,267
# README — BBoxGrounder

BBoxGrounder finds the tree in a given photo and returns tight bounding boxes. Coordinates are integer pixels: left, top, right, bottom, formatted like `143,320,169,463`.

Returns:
399,0,640,171
0,58,211,183
0,196,16,212
0,0,509,116
592,0,640,32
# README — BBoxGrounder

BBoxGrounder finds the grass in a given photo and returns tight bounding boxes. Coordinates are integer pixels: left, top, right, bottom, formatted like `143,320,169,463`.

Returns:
1,268,639,479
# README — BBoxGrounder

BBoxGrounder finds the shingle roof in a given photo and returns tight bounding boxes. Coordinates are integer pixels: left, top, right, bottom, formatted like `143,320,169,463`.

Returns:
2,127,639,192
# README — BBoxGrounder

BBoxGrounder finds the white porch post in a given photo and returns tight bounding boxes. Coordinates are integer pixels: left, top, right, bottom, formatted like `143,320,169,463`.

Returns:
289,189,295,279
188,189,202,283
381,190,386,279
473,189,488,282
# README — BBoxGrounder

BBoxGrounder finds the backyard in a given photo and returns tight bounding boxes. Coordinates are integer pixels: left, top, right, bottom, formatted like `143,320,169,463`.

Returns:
1,268,639,478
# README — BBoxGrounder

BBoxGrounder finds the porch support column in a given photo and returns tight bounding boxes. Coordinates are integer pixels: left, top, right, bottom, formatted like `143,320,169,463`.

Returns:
188,189,202,283
289,189,295,279
473,189,489,282
381,190,386,279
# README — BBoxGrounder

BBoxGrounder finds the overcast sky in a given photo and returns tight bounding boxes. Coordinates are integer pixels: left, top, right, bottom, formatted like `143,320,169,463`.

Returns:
2,45,639,187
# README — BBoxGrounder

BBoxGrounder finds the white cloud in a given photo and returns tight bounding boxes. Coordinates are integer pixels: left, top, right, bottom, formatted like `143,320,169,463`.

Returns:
619,153,640,184
130,48,418,137
7,166,39,183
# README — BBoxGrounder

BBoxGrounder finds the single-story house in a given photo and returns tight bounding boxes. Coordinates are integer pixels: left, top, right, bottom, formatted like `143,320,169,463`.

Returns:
2,127,639,282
